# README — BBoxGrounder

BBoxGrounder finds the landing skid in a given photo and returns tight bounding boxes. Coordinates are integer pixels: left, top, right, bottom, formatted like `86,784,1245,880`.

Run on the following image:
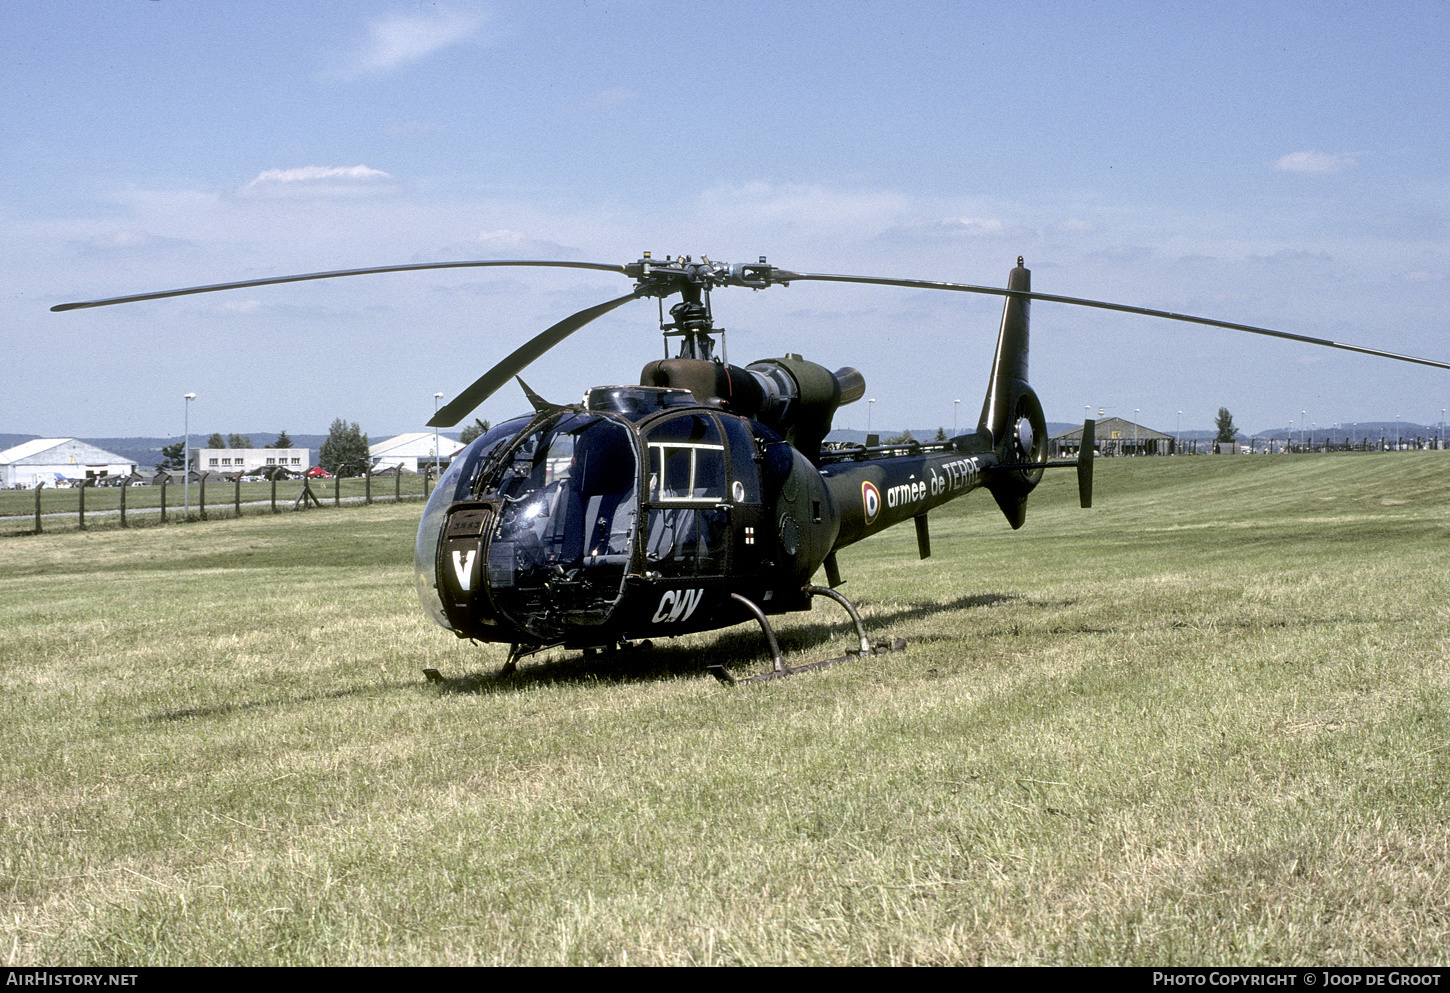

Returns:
707,585,906,686
422,638,652,689
422,586,903,689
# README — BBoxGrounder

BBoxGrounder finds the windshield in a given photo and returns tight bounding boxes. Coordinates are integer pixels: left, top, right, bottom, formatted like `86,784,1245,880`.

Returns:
487,413,639,639
415,416,531,630
416,410,642,643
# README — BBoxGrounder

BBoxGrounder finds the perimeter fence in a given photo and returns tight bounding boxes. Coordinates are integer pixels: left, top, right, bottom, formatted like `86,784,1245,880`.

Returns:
1,471,437,535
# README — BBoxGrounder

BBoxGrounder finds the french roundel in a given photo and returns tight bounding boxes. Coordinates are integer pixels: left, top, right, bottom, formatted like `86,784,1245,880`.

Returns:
862,481,881,525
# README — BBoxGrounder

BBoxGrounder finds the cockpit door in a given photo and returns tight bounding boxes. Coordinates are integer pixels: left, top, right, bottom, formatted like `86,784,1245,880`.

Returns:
643,413,730,578
468,412,640,643
719,413,767,577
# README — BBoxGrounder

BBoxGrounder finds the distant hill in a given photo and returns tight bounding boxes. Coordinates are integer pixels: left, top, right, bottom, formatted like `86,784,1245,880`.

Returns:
0,434,41,452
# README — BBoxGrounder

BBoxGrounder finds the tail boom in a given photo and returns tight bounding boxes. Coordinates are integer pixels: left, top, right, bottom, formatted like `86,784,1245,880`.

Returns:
820,442,995,550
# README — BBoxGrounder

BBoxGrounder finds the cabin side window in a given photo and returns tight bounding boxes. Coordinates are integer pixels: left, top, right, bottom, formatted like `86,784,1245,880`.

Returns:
646,413,726,503
643,414,728,577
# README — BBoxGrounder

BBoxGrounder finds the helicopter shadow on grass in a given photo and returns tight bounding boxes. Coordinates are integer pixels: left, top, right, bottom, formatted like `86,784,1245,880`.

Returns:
432,590,1038,694
140,592,1082,716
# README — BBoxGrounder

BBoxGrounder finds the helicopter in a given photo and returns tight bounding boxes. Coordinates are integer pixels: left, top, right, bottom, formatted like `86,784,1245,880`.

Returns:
54,253,1450,684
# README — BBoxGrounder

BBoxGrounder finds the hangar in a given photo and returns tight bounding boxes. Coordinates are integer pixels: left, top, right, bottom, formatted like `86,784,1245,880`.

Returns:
370,432,463,474
0,438,138,488
1052,417,1175,456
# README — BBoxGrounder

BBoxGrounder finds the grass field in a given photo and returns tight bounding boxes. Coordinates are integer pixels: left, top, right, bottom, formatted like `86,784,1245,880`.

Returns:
2,452,1447,965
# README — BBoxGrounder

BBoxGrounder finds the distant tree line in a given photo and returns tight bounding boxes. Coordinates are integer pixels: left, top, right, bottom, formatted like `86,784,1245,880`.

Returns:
155,429,299,471
196,431,297,451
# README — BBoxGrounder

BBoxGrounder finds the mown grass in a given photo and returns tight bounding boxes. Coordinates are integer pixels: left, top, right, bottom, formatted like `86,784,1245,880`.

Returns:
2,453,1446,965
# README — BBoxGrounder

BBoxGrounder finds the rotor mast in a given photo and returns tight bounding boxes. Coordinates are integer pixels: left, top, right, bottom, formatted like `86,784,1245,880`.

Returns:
627,253,786,362
665,277,715,361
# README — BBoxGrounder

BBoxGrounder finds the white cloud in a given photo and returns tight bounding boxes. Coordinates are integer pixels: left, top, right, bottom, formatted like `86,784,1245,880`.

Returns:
324,8,485,79
454,229,582,259
1275,150,1356,174
877,216,1017,244
934,217,1004,236
237,165,398,198
1247,248,1334,267
700,182,911,233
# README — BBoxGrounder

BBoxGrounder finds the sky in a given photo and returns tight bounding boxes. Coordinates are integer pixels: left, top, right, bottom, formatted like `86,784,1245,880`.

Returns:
5,0,1450,441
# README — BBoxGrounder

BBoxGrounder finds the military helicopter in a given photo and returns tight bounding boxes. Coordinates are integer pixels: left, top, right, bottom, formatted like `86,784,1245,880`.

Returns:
55,254,1450,684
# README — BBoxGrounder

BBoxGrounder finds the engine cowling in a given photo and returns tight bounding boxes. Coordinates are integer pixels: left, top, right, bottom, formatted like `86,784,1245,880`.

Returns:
640,355,863,464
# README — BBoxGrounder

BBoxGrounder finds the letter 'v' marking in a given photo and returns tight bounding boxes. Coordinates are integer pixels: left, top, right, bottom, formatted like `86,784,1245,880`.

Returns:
452,549,477,591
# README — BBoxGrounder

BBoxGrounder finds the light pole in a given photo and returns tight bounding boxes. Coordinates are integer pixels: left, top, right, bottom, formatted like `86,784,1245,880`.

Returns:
1301,410,1306,453
1441,409,1445,450
1176,410,1182,456
1134,409,1139,455
433,392,444,478
867,398,875,436
184,392,195,521
953,399,960,436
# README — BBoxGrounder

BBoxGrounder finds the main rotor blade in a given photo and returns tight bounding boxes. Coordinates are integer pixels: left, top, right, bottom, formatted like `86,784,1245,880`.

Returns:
50,259,629,312
789,272,1450,372
428,291,641,427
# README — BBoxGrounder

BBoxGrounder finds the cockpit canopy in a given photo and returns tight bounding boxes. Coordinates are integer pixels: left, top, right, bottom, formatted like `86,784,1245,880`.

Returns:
416,409,639,640
416,388,770,647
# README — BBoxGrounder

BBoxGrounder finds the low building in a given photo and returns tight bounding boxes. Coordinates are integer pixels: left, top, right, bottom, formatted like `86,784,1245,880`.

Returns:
189,447,310,478
0,438,138,488
370,432,463,474
1052,417,1175,456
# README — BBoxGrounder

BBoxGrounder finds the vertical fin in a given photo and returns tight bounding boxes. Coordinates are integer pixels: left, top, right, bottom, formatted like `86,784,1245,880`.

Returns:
980,259,1040,529
824,551,843,588
977,259,1031,446
914,513,931,559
